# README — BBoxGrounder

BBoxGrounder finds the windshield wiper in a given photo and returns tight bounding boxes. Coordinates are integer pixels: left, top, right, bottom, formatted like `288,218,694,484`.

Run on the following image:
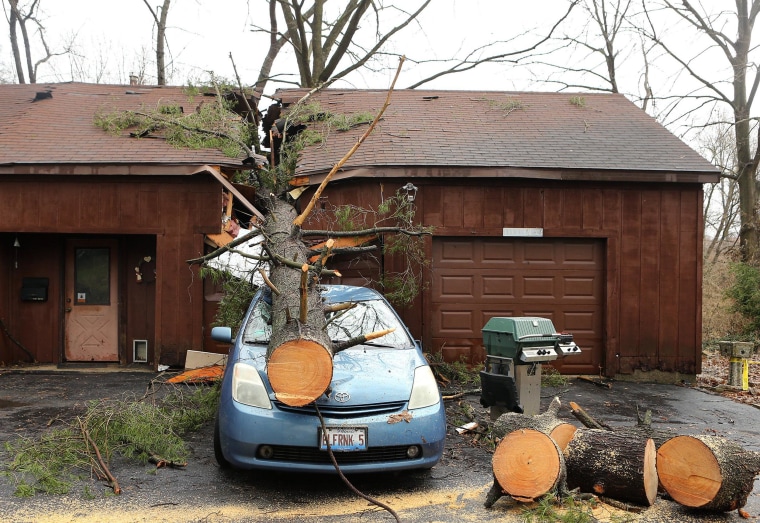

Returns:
362,341,399,348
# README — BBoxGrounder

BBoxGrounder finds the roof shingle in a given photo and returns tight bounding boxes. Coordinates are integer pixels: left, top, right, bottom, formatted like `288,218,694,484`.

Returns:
0,82,244,172
274,89,718,177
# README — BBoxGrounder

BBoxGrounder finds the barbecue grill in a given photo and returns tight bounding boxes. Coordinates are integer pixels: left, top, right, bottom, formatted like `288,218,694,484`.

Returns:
480,317,581,416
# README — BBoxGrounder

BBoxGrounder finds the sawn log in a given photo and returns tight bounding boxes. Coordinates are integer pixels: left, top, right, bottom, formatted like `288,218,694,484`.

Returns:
491,428,567,504
657,434,760,512
564,428,658,506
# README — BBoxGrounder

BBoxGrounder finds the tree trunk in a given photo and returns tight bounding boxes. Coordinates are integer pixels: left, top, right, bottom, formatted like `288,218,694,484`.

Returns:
492,396,577,450
264,198,334,407
491,428,567,503
564,429,658,507
657,435,760,512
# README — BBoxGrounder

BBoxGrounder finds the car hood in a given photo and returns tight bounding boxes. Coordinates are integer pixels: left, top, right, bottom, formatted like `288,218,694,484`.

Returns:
237,344,421,405
324,347,419,405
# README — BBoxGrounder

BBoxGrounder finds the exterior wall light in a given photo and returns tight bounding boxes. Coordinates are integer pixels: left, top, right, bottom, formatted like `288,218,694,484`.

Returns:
13,236,20,269
402,182,418,202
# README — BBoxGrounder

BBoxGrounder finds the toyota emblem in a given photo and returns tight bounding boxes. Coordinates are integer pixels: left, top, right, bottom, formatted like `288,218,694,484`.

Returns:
334,392,350,403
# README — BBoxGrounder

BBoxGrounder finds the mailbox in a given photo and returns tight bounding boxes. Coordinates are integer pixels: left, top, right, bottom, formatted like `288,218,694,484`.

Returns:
20,277,49,302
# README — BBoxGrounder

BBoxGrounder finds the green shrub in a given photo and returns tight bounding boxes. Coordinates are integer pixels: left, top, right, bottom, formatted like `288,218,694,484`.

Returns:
726,262,760,336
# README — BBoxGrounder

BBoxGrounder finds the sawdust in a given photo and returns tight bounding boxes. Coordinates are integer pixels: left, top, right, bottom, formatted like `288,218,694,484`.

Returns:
1,482,497,523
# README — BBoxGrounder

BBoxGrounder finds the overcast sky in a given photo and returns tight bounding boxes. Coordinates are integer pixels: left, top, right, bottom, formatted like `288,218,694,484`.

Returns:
1,0,741,142
19,0,576,92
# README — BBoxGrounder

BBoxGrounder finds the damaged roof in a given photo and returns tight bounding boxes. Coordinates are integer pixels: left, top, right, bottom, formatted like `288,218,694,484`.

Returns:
274,89,719,183
0,82,248,175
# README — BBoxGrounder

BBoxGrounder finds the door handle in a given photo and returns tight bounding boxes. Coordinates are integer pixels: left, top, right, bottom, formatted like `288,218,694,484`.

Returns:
65,307,72,312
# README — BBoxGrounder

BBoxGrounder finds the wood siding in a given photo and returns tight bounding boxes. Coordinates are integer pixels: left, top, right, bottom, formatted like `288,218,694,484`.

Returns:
303,177,704,377
0,175,220,367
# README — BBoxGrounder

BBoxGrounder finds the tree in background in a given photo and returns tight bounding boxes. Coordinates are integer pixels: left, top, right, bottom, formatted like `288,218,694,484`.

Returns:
3,0,67,83
248,0,430,96
140,0,171,85
641,1,760,263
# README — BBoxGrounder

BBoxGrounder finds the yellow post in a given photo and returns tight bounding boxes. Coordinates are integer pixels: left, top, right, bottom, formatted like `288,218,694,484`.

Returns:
743,358,749,391
743,359,760,392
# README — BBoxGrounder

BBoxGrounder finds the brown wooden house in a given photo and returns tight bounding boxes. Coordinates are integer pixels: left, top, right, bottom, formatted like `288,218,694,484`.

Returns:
0,83,720,380
0,83,256,368
276,88,720,379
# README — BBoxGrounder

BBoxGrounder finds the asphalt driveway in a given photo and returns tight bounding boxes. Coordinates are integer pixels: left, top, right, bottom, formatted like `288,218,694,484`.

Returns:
0,367,758,522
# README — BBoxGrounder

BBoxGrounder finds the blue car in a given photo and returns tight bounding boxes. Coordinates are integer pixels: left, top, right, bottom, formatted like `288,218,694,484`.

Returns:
211,284,446,474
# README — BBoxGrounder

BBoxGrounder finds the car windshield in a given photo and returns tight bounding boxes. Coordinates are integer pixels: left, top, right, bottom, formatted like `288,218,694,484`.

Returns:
242,294,414,349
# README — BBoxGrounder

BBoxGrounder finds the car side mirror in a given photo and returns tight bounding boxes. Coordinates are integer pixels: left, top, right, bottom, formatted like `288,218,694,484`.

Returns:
211,326,233,344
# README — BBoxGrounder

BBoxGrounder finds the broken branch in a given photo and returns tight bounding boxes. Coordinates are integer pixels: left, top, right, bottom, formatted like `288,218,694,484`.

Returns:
259,268,281,295
324,302,357,313
293,56,405,228
333,328,396,353
299,264,309,324
568,401,613,431
79,419,120,495
186,230,263,265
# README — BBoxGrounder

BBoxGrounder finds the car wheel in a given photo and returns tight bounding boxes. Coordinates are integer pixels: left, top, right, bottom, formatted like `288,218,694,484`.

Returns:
214,416,231,469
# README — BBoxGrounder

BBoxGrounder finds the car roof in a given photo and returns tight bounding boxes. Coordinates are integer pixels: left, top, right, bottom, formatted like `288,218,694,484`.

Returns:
319,284,383,304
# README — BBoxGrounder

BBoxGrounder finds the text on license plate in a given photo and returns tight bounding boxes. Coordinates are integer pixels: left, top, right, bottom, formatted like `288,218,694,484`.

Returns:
319,427,367,452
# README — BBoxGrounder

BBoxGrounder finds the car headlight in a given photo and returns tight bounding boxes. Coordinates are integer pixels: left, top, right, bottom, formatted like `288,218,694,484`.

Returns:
408,365,440,410
232,363,272,409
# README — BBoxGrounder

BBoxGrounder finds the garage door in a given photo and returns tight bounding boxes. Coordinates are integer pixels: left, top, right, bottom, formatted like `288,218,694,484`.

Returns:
431,237,604,374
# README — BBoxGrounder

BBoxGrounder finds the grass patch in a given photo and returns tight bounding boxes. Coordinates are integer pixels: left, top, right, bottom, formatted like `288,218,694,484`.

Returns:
426,352,482,390
522,495,598,522
542,366,570,388
2,381,220,497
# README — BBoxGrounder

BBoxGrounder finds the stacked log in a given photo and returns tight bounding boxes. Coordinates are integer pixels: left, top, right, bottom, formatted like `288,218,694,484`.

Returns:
657,435,760,512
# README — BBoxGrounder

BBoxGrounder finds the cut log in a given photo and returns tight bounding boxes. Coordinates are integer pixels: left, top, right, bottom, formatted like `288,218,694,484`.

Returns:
492,396,578,450
657,435,760,512
492,428,567,503
267,337,333,407
564,429,658,506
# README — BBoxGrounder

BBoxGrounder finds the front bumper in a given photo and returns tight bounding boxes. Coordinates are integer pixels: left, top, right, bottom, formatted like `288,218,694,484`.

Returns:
217,396,446,473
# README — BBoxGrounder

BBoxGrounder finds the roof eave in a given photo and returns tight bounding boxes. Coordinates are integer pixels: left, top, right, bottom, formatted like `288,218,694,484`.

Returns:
294,166,721,186
0,162,245,176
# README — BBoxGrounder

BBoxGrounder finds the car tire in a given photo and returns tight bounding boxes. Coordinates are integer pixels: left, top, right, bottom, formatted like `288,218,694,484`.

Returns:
214,416,231,469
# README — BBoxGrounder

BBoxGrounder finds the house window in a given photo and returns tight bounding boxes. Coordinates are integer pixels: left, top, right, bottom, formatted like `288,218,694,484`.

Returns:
75,248,110,305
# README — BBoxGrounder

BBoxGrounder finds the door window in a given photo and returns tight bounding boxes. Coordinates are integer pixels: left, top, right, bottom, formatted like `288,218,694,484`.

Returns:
75,248,110,305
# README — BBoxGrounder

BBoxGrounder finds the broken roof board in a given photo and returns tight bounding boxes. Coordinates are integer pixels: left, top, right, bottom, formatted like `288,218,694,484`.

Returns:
273,89,719,183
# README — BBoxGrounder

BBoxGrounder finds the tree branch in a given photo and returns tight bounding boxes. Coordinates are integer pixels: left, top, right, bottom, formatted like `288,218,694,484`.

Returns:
293,56,405,227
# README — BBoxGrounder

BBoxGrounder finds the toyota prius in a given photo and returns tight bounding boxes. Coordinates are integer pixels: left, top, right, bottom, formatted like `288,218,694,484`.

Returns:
211,285,446,474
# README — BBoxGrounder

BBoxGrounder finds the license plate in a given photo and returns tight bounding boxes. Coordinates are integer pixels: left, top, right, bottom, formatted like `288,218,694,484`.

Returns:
319,427,367,452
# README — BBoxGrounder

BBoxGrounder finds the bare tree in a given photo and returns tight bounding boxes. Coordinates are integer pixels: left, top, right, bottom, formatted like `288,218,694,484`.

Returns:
699,117,742,263
245,0,432,98
3,0,66,83
406,1,579,89
641,1,760,262
141,0,171,85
